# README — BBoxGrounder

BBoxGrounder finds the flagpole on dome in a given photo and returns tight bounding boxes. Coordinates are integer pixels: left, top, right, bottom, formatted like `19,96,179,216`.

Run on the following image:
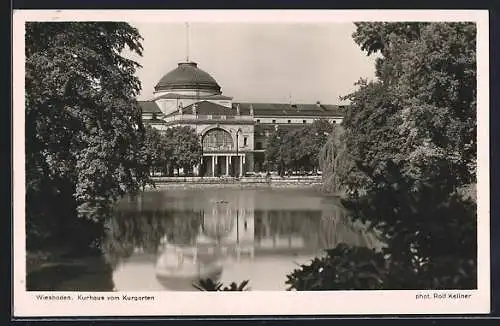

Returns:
185,22,190,63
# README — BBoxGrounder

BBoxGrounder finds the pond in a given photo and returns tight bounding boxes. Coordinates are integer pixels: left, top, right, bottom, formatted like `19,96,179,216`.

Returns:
102,186,380,291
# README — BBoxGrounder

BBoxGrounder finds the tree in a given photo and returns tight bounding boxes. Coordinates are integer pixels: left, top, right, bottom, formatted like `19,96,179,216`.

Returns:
319,124,356,194
346,22,477,289
281,128,303,171
142,125,169,176
265,120,334,174
352,22,429,83
164,126,202,176
301,119,335,169
289,22,477,290
286,244,387,291
264,128,287,174
25,22,149,250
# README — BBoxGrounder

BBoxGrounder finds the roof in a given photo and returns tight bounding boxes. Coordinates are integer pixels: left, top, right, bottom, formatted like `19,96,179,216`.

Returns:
154,62,221,93
180,101,249,116
138,101,162,114
233,102,346,117
139,99,347,118
153,93,233,101
205,94,233,100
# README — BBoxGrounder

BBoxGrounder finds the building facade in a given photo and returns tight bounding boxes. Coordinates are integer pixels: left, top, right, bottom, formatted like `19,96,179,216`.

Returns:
139,61,345,177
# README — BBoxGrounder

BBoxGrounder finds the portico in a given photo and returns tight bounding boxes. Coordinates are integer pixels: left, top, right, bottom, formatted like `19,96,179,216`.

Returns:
201,153,245,177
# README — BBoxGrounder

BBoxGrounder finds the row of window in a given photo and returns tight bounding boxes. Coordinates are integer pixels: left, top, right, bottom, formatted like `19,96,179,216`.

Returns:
256,119,338,125
149,114,336,126
256,119,308,124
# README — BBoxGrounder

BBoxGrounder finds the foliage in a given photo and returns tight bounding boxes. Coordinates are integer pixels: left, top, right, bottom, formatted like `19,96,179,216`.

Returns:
318,124,356,194
345,22,477,289
264,128,287,174
140,125,202,176
193,278,250,291
352,22,429,82
298,119,334,168
163,126,202,175
141,125,169,177
352,22,427,57
291,22,477,290
264,119,334,173
286,244,387,290
25,22,150,250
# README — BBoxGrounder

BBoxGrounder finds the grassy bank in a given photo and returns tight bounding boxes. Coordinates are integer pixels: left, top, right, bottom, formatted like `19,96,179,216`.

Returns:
26,248,115,291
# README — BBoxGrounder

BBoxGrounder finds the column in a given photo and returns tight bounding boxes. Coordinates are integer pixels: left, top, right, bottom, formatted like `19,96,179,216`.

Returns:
225,156,229,176
211,155,215,177
239,155,243,177
247,153,254,173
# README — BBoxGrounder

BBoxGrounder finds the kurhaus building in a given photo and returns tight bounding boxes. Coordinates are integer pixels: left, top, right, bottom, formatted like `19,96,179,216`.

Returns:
139,61,345,177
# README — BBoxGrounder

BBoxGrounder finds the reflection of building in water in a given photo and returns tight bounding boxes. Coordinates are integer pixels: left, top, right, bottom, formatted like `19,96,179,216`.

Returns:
157,192,356,260
218,193,255,246
196,204,311,257
195,196,255,260
199,209,311,251
199,204,236,243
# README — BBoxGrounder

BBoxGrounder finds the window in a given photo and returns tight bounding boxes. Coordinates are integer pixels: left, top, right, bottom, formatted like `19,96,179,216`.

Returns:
202,128,234,151
243,137,248,146
272,119,276,123
256,142,263,150
303,120,307,124
256,119,260,123
332,121,337,124
288,120,291,123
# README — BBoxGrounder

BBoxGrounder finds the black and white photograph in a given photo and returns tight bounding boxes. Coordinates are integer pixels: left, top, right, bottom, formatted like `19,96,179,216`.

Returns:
13,10,490,316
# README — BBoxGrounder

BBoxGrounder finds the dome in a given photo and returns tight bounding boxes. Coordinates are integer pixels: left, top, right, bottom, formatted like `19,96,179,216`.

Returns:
154,62,221,94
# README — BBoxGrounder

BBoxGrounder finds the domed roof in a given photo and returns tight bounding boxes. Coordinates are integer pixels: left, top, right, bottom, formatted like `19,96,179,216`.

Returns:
154,62,221,93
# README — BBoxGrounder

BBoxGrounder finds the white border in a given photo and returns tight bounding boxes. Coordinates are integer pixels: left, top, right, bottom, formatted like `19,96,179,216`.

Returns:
13,10,490,317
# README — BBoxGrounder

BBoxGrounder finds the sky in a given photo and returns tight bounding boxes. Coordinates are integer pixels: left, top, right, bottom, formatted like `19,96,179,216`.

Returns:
126,22,379,105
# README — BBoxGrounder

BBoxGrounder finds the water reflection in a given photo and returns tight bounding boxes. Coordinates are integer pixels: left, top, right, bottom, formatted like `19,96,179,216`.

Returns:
103,188,379,291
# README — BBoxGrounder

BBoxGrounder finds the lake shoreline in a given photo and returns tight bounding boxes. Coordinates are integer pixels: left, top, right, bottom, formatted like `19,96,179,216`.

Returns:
147,179,324,191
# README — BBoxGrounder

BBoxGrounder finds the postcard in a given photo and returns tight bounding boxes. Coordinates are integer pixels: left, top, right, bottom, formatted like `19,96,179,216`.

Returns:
13,9,490,317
